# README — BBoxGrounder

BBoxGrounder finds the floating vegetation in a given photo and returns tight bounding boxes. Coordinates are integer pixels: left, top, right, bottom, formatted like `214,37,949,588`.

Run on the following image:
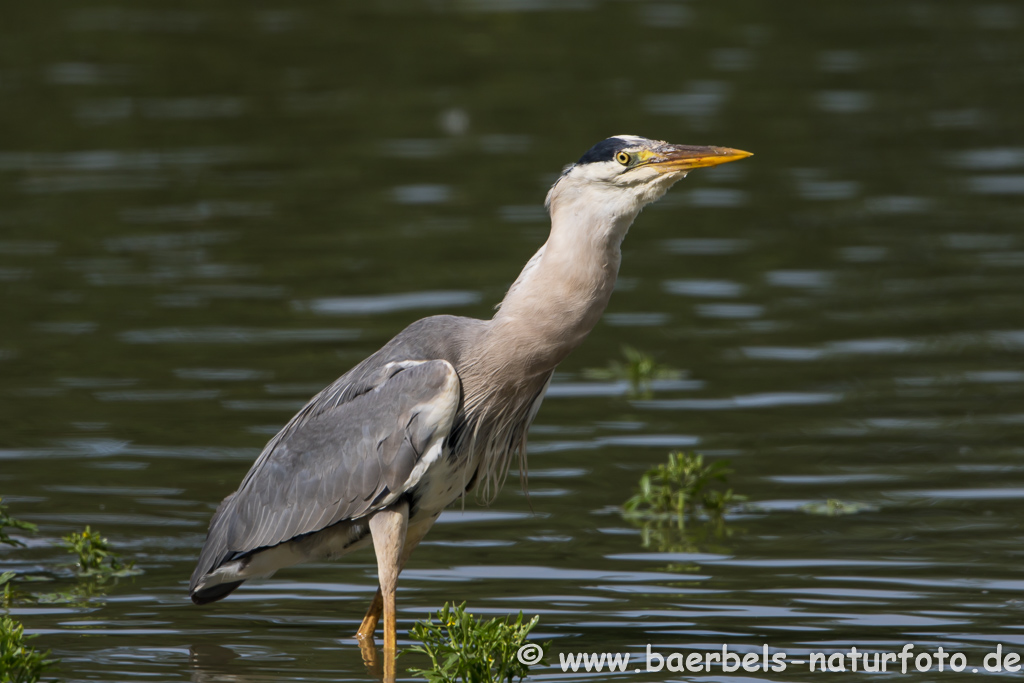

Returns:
405,602,547,683
623,451,744,526
801,499,878,516
1,499,141,616
622,452,746,559
34,581,112,608
0,500,59,682
14,526,143,607
0,498,37,610
62,526,141,579
0,615,56,683
0,498,37,548
1,572,17,611
583,345,683,397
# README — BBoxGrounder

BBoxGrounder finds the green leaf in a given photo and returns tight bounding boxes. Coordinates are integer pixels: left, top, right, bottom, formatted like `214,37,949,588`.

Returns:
403,602,545,683
620,451,746,552
0,615,57,682
61,525,142,579
0,498,38,548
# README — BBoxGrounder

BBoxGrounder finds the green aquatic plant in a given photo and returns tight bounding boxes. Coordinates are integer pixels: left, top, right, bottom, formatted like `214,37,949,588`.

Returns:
1,572,17,611
0,498,37,548
623,451,744,526
0,509,140,681
622,452,745,563
0,615,55,683
801,499,877,516
34,581,109,608
0,521,140,611
583,345,683,397
61,526,140,579
405,602,547,683
0,501,42,611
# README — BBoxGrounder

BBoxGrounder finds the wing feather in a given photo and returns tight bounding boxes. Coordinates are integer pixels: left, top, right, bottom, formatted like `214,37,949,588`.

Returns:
190,359,460,589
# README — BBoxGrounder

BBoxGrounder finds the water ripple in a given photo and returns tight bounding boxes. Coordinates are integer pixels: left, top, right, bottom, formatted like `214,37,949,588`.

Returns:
119,327,359,344
635,392,843,410
297,290,480,315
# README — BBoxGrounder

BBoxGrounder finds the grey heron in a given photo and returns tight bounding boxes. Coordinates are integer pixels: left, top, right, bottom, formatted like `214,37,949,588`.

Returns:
189,135,751,661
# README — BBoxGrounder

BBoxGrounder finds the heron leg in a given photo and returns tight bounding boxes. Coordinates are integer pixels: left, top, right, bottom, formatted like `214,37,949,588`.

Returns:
356,624,381,677
355,587,383,642
354,511,438,641
368,501,409,665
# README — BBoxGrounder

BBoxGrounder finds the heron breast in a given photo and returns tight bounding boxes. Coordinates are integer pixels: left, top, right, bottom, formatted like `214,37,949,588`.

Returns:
409,443,476,516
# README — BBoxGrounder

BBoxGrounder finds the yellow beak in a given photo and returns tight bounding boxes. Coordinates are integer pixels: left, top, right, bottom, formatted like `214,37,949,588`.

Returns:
647,145,753,173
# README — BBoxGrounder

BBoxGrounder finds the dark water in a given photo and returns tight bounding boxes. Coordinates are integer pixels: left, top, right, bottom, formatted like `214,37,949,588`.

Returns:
2,1,1024,681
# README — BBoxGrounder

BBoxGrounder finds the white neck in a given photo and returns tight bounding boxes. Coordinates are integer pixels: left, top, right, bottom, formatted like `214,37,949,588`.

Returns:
453,166,678,499
486,178,644,376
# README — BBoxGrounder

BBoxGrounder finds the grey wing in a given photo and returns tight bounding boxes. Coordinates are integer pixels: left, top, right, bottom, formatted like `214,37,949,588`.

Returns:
190,359,460,589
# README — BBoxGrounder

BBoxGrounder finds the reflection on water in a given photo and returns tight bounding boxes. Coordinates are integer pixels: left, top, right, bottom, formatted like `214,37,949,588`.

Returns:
3,0,1024,681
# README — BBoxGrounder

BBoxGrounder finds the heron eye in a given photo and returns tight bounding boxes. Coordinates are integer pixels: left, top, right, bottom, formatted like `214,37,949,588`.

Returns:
616,151,631,166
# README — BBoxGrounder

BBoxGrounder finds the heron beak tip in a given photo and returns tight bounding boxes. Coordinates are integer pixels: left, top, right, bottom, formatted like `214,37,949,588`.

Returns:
652,145,753,173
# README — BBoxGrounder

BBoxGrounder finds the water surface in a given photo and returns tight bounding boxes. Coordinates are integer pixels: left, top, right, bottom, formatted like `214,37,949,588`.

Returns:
2,1,1024,681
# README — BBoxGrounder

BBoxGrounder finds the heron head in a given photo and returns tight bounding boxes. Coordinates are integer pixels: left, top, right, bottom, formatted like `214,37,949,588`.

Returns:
547,135,752,217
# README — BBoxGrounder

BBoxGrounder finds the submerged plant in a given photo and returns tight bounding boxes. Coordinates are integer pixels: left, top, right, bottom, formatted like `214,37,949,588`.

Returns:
1,572,17,611
623,451,744,526
621,451,745,560
0,615,55,683
34,581,110,608
0,505,147,680
61,527,140,579
405,602,547,683
583,346,683,397
0,498,37,548
801,499,877,516
0,501,40,610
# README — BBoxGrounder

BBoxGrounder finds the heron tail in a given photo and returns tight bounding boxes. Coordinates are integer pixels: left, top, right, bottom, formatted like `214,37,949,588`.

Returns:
190,579,244,605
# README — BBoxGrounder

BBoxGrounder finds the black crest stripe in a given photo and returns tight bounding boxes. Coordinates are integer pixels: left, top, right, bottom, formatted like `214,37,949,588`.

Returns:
576,137,630,165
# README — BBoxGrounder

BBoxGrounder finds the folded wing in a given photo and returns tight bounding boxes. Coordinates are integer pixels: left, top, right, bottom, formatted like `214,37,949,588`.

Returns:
189,359,460,593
